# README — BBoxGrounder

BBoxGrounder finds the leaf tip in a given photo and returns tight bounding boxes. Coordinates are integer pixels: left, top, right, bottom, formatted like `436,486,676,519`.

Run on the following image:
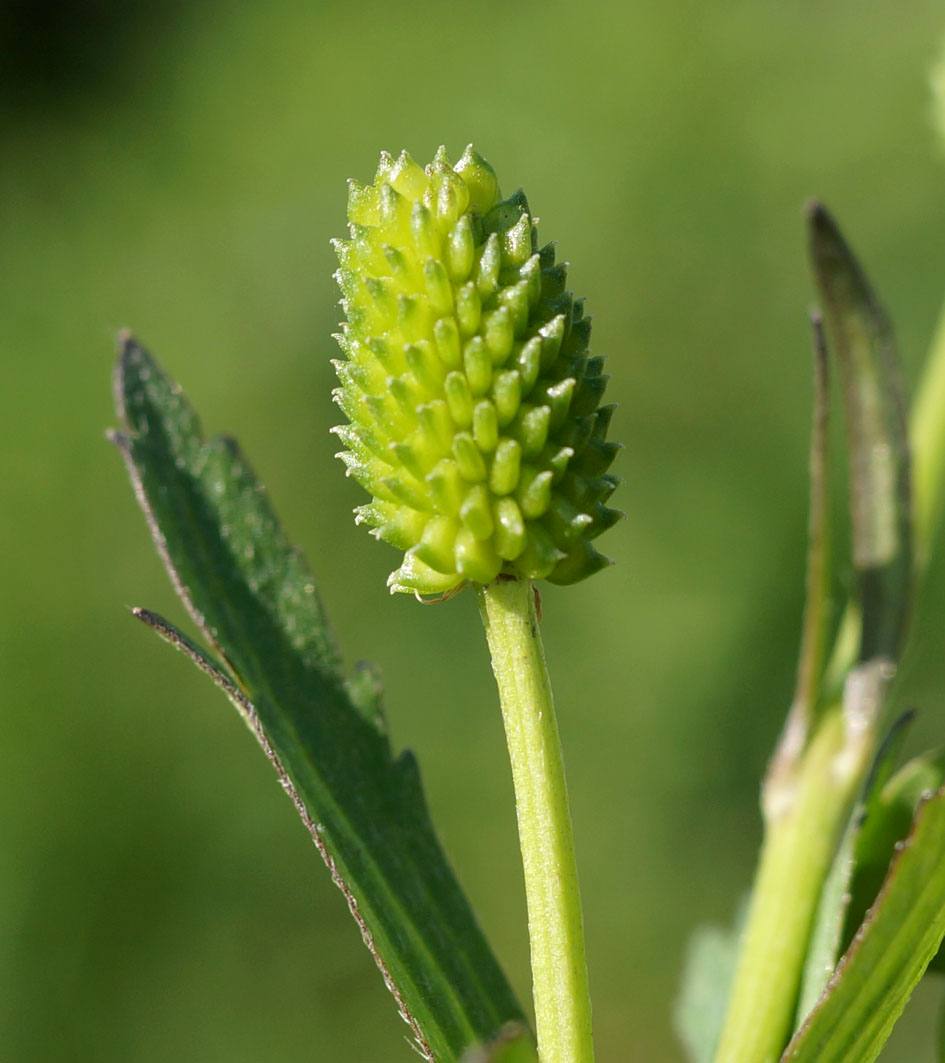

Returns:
804,197,830,224
114,329,142,376
113,330,158,423
130,605,163,632
806,200,845,265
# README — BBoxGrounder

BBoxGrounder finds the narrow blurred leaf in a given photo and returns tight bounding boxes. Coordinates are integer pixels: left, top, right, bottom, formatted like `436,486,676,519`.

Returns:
110,335,528,1063
794,711,914,1024
794,313,832,724
807,202,912,666
766,315,833,802
781,786,945,1063
674,906,745,1063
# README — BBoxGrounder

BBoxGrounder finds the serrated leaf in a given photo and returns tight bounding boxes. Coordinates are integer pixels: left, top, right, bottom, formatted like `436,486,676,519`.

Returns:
110,334,529,1063
674,905,745,1063
781,786,945,1063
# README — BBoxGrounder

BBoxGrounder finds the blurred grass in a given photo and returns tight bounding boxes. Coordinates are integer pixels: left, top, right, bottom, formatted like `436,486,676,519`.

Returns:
2,0,945,1059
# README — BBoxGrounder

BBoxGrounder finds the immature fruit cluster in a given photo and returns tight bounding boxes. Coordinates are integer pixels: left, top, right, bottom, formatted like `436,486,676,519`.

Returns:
332,145,620,596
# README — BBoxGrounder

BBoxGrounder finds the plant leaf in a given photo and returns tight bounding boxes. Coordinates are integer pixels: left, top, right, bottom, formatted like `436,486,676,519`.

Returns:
794,711,915,1025
674,904,745,1063
793,822,857,1030
110,334,529,1063
766,314,833,803
794,313,833,725
844,745,945,969
781,785,945,1063
807,202,912,667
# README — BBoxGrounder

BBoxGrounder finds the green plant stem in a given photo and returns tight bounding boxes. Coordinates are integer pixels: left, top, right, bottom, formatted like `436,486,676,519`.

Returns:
476,577,594,1063
713,708,874,1063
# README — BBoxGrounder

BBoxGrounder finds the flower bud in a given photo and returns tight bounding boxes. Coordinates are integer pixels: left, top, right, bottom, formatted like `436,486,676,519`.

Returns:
333,146,621,595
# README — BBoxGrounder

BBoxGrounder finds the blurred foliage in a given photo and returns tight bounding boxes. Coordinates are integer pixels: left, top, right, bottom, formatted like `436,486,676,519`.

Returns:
2,1,945,1060
0,0,187,112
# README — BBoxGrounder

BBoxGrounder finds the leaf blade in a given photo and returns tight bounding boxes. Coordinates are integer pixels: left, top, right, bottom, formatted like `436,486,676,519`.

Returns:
781,786,945,1063
807,202,912,667
112,335,529,1062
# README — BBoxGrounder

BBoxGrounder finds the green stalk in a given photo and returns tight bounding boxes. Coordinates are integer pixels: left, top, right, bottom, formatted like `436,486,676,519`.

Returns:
713,708,874,1063
476,577,595,1063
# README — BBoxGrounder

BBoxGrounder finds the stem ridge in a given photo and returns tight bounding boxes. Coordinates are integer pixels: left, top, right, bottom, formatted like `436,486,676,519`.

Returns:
477,577,595,1063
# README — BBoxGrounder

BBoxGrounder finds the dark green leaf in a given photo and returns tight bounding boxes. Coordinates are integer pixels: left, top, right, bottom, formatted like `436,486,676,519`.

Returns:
110,335,529,1063
781,786,945,1063
844,745,945,965
807,202,912,667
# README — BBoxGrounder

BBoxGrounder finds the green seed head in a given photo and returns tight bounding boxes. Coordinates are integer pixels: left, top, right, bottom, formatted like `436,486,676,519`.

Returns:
332,145,621,596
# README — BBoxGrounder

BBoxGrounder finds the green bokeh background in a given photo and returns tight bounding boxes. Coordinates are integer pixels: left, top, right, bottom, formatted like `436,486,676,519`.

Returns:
3,1,945,1059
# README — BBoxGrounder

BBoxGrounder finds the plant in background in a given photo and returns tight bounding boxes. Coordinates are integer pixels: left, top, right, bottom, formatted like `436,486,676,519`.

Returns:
113,117,945,1063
